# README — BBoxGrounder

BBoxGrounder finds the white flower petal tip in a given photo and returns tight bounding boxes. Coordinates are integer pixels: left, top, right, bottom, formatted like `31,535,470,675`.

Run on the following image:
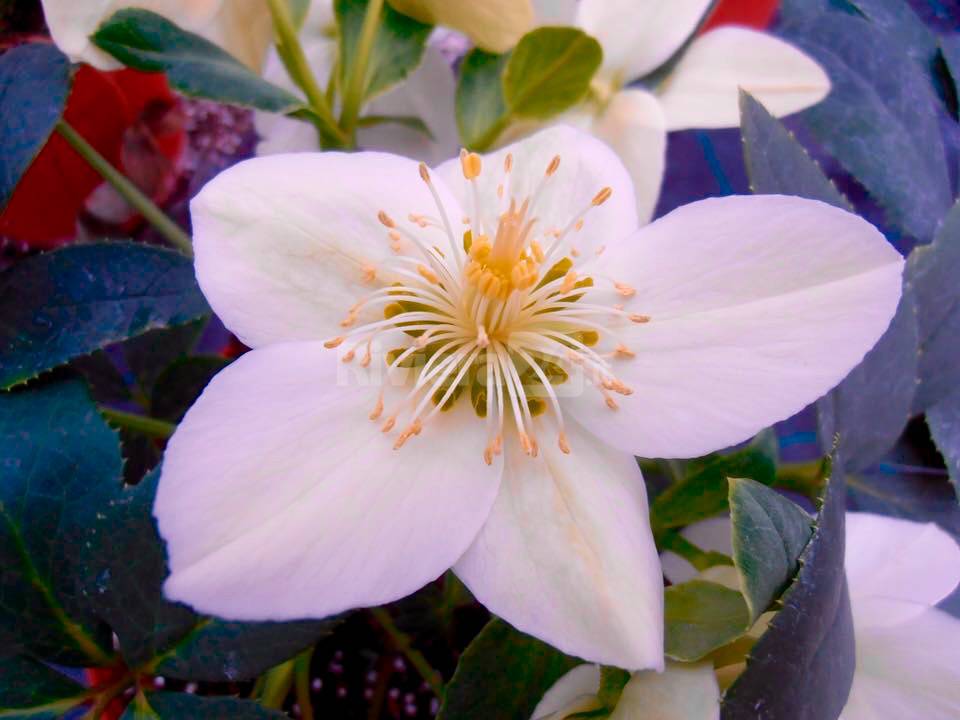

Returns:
659,27,831,131
155,343,503,621
569,194,903,459
386,0,534,53
531,664,602,720
845,512,960,615
455,422,664,671
610,663,721,720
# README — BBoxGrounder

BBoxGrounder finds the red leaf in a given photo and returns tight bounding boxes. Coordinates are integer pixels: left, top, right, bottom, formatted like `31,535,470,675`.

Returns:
700,0,780,33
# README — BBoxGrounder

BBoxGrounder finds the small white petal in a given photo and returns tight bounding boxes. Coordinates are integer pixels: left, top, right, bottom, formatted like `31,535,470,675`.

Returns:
588,89,667,224
454,420,664,670
191,151,464,347
577,0,713,82
842,604,960,720
435,125,638,258
610,663,720,720
570,195,904,459
358,46,460,165
660,516,733,585
530,665,601,720
845,512,960,615
658,27,830,131
196,0,273,71
156,342,502,620
531,0,579,25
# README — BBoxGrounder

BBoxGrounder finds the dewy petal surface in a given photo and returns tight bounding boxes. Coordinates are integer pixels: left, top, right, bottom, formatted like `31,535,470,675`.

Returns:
435,125,638,258
191,151,464,347
454,419,664,670
156,341,502,620
845,512,960,612
576,0,713,82
840,603,960,720
588,89,667,224
657,27,830,131
610,663,721,720
571,195,904,459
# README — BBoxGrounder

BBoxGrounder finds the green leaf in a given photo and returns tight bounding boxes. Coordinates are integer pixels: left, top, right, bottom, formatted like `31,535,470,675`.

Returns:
438,619,580,720
335,0,432,103
151,356,230,423
596,666,631,711
728,478,814,622
0,242,209,390
122,692,288,719
456,48,510,150
739,90,918,471
0,43,72,211
0,380,117,666
664,580,751,662
503,27,602,120
650,432,778,534
778,10,951,240
92,9,303,113
357,113,434,139
721,462,855,720
928,392,960,498
78,470,339,680
0,655,86,718
907,199,960,412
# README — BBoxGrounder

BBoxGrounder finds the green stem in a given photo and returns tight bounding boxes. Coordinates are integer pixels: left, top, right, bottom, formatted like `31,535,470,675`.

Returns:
293,647,315,720
266,0,348,147
370,606,444,698
55,121,193,256
339,0,385,139
100,408,176,439
259,659,296,710
659,530,733,572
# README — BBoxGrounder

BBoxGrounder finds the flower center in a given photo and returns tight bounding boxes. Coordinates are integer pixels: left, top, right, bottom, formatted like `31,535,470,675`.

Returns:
324,151,649,463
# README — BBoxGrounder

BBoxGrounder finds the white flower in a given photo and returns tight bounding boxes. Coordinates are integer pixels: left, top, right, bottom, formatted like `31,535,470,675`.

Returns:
154,125,901,668
254,0,459,165
41,0,273,71
649,512,960,719
529,0,831,221
385,0,534,53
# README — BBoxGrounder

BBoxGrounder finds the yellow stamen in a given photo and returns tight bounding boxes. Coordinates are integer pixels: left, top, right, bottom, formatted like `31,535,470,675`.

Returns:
592,187,612,206
324,336,345,349
461,150,482,180
630,314,651,324
546,155,561,176
378,210,396,228
418,264,440,284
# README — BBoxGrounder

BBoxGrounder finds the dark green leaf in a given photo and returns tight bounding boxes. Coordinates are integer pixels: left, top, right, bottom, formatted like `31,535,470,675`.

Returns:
596,666,630,711
942,35,960,115
123,320,207,400
650,433,778,533
456,48,510,150
439,619,580,720
0,242,209,390
0,43,72,211
336,0,432,103
664,580,750,662
846,0,937,69
728,478,814,622
503,27,602,120
0,380,116,665
151,356,229,423
78,469,338,679
122,692,288,720
907,200,960,412
739,90,917,471
778,11,951,239
92,9,303,113
722,463,854,720
0,655,85,717
739,90,850,211
928,393,960,497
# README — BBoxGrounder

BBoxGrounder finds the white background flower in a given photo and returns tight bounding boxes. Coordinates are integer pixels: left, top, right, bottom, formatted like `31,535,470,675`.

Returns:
40,0,273,70
155,126,901,669
530,0,831,221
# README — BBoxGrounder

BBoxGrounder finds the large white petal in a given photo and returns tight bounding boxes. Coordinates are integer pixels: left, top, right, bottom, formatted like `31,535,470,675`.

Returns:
589,90,667,224
576,0,713,82
841,604,960,720
358,46,460,165
435,125,638,259
42,0,221,69
568,195,904,459
658,27,830,131
531,665,601,720
156,341,502,620
845,512,960,612
610,663,720,720
454,420,664,670
191,151,464,347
